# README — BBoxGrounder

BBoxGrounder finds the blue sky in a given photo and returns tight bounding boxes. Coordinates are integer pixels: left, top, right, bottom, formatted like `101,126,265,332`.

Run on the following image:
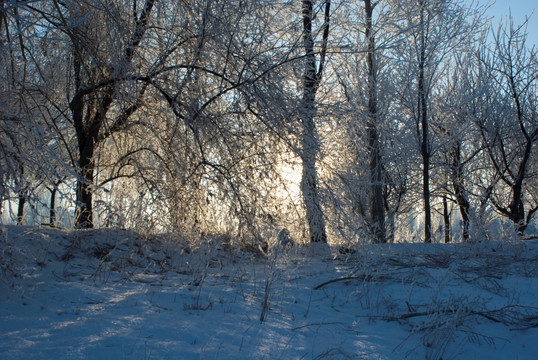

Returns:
479,0,537,47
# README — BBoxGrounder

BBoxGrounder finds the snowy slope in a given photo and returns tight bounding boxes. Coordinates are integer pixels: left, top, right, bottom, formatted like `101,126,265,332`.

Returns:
1,226,537,359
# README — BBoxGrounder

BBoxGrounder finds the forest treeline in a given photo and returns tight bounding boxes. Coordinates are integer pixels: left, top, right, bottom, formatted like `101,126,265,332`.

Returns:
0,0,536,246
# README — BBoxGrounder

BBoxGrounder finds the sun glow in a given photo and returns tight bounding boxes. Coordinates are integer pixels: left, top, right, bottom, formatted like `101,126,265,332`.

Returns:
276,155,303,202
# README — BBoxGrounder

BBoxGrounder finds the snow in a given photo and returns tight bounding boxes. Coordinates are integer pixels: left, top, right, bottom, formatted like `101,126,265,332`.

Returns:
1,226,537,359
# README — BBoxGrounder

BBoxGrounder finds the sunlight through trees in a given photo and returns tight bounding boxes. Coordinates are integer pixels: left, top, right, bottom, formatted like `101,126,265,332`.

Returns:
0,0,536,246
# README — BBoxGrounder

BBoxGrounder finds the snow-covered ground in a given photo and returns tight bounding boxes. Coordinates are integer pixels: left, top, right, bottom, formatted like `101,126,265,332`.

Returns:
1,226,537,360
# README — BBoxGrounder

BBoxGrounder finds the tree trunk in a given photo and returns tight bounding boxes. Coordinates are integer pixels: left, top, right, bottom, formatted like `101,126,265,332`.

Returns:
509,172,527,235
17,192,26,225
301,116,327,243
70,61,106,229
450,144,470,241
507,77,532,235
508,134,533,235
300,0,330,243
49,186,57,227
364,0,385,243
443,196,450,243
74,132,98,228
417,4,432,243
16,165,25,225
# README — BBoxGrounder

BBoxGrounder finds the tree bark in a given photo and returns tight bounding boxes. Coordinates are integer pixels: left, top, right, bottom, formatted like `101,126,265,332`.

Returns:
70,45,109,229
450,143,470,241
442,196,450,243
49,186,57,227
16,165,25,225
300,0,330,243
417,2,432,243
74,129,99,228
364,0,385,243
17,192,25,225
507,138,532,235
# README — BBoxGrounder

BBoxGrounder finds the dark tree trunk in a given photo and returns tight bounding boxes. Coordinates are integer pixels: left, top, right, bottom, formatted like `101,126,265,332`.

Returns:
450,144,470,241
70,56,105,229
364,0,385,243
17,192,26,225
49,186,57,227
508,81,531,235
75,136,98,228
16,165,25,225
443,196,450,243
417,4,432,243
70,78,108,229
508,136,532,235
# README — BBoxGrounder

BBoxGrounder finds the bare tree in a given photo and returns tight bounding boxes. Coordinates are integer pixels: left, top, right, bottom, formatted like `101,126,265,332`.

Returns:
17,0,157,227
434,53,485,242
394,0,480,242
